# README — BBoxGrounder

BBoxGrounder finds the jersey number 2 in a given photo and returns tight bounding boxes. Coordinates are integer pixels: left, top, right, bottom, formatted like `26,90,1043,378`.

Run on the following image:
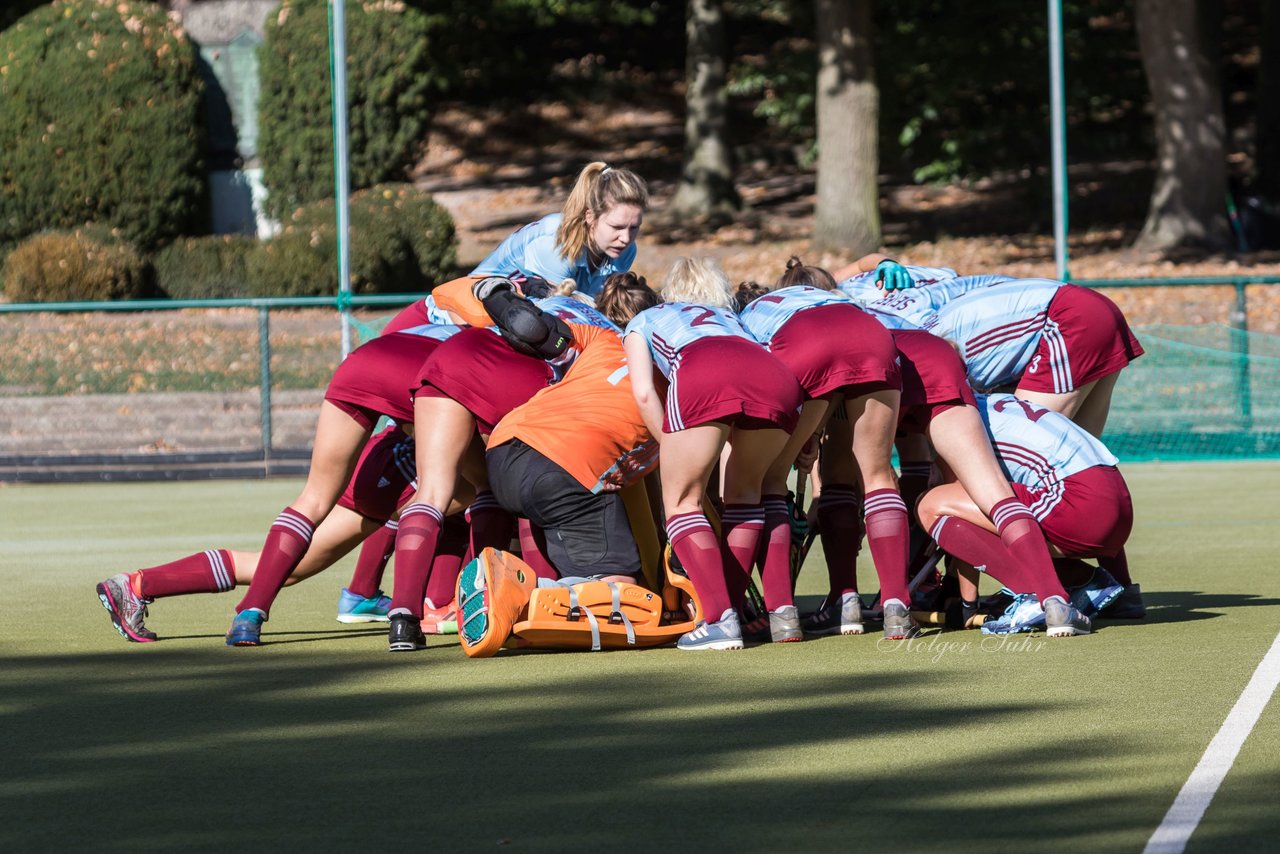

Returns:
993,397,1049,422
681,306,722,327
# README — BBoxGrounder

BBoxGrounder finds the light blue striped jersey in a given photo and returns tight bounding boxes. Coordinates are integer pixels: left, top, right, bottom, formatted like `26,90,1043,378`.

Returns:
624,302,754,379
977,393,1118,517
534,295,621,333
928,278,1064,390
395,322,463,342
472,212,637,298
738,285,851,346
837,265,959,305
858,274,1014,330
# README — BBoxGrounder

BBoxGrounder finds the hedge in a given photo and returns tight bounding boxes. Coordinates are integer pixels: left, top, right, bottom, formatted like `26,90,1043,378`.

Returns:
248,184,457,297
3,228,153,303
153,235,257,300
0,0,207,252
257,0,442,220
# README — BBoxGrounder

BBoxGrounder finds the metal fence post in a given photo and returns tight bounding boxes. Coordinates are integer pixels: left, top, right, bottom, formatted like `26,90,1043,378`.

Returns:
1230,280,1251,430
258,306,274,460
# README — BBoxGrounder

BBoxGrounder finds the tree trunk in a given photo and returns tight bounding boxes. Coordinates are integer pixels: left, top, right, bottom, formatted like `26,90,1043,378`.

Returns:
812,0,879,256
1257,0,1280,202
1133,0,1231,251
669,0,740,220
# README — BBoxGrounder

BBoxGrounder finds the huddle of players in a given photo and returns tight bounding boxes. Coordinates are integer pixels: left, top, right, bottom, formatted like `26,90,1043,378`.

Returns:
94,162,1143,652
95,263,1142,652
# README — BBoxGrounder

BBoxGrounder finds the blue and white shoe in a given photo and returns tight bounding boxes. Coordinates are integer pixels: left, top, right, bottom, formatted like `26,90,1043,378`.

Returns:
677,608,744,651
226,608,266,646
337,588,392,623
980,594,1045,635
1068,567,1124,617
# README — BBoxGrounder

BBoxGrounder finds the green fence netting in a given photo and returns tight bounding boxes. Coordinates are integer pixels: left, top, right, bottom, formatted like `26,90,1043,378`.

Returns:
2,305,1279,463
1104,324,1280,461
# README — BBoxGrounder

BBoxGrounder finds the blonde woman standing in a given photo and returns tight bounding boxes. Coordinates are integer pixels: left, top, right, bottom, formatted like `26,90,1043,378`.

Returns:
624,257,803,651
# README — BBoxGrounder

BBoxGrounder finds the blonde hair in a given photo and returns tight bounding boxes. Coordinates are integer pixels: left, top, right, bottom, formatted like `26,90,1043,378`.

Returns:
556,162,650,262
660,257,734,309
553,278,579,297
776,255,837,291
598,271,659,327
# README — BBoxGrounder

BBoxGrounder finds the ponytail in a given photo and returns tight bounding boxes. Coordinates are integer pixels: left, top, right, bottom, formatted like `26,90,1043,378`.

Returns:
598,271,659,327
557,162,650,262
775,255,837,291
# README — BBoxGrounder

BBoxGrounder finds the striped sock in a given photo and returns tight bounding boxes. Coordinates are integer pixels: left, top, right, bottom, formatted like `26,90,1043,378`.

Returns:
389,503,444,618
759,494,794,610
137,549,236,599
667,511,731,621
991,498,1067,604
864,488,910,605
236,507,315,615
721,503,765,606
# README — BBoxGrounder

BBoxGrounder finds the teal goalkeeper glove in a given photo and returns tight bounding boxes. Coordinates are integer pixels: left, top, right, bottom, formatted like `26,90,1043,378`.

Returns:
876,259,913,291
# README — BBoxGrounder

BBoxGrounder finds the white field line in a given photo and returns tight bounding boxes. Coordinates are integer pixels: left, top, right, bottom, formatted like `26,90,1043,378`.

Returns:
1144,629,1280,854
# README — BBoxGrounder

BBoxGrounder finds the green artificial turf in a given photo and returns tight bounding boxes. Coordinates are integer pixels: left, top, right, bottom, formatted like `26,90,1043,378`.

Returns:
1,462,1278,852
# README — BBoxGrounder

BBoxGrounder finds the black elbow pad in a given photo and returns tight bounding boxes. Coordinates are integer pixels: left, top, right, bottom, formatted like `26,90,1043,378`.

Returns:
483,289,572,359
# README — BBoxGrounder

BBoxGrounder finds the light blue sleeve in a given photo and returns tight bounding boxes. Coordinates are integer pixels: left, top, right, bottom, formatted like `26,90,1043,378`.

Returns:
519,231,576,284
472,216,575,284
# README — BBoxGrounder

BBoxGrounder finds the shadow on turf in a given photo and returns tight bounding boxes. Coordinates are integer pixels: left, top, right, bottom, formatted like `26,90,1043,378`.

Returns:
0,647,1214,851
1112,590,1280,625
155,628,391,644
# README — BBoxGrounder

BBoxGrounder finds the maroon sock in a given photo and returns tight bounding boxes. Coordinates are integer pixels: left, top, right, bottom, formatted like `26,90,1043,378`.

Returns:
817,485,862,596
424,516,470,608
721,503,765,607
1099,547,1133,586
236,508,315,615
467,491,517,553
991,498,1068,603
863,488,910,605
389,503,444,618
898,461,933,517
517,518,559,580
930,515,1033,590
759,494,794,610
137,549,236,599
347,521,396,599
1052,557,1096,588
667,512,732,621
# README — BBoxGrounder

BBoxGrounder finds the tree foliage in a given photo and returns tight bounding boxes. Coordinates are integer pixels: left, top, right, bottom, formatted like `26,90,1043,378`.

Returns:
729,0,1148,183
257,0,443,220
0,0,207,253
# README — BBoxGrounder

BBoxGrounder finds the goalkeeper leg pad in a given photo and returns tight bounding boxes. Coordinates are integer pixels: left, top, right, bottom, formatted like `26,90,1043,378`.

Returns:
513,580,692,651
456,548,538,658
